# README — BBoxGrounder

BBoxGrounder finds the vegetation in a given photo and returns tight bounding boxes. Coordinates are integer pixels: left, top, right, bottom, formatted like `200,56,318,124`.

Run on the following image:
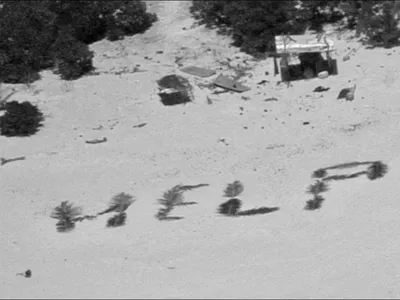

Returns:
191,0,400,56
218,181,279,217
306,180,330,195
218,180,244,216
107,212,127,228
366,161,388,180
0,101,44,137
51,201,82,233
0,1,157,82
156,185,185,220
51,193,135,232
305,180,330,211
98,192,135,215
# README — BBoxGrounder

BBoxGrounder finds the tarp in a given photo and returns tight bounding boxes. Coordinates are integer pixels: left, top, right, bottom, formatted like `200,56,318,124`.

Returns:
213,74,250,93
180,66,216,77
275,34,335,54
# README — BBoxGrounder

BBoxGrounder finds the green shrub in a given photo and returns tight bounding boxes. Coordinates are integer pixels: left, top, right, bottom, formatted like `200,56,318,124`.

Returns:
52,32,94,80
191,1,310,55
0,101,44,137
105,0,158,39
0,2,58,82
0,0,157,83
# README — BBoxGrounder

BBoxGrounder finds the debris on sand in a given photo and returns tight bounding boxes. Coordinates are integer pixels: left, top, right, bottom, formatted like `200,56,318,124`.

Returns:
180,66,216,78
157,74,193,106
313,86,330,92
213,74,250,93
337,84,356,101
16,269,31,278
133,123,147,128
85,137,107,144
264,97,278,102
1,156,26,166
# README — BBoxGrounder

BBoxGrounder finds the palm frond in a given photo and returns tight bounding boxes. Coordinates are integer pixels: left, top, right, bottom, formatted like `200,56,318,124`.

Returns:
51,201,82,222
223,180,244,198
367,161,388,180
56,219,76,233
107,192,135,213
158,185,184,207
218,198,242,216
237,206,279,216
306,180,329,195
312,168,327,178
305,195,325,211
106,212,127,228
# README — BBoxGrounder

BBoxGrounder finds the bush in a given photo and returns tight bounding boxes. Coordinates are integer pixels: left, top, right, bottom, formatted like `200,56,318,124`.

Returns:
191,1,311,55
0,2,58,82
0,101,44,137
105,0,158,40
0,1,157,83
52,31,94,80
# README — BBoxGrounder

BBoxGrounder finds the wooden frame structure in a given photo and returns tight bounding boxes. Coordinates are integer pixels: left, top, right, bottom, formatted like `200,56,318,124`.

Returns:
274,34,338,82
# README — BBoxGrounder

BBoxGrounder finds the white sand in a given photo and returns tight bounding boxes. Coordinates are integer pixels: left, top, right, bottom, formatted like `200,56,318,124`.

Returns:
2,1,400,298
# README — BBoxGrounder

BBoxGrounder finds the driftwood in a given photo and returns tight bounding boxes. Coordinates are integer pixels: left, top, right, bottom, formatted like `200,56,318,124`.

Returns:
133,123,147,128
1,156,26,166
85,137,107,144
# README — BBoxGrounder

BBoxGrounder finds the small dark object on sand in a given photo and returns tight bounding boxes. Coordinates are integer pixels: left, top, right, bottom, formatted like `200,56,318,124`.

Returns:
264,97,278,102
133,123,147,128
85,137,107,144
337,85,356,101
1,156,26,166
303,122,310,125
313,86,330,92
16,269,31,278
257,80,268,85
157,74,193,106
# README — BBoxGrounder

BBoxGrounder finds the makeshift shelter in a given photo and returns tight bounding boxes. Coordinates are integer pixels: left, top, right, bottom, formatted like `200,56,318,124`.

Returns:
157,74,194,106
273,34,338,82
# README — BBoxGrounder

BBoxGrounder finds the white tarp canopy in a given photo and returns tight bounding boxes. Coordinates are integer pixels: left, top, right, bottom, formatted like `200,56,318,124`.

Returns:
275,34,335,54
